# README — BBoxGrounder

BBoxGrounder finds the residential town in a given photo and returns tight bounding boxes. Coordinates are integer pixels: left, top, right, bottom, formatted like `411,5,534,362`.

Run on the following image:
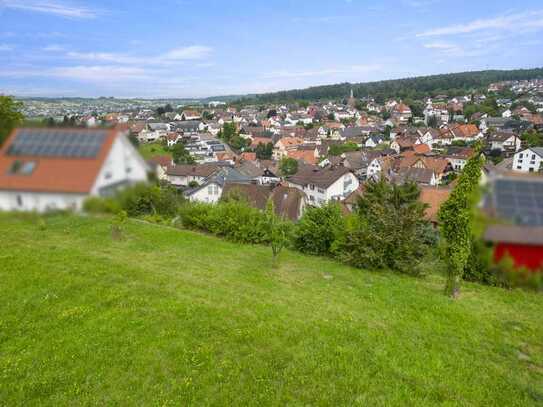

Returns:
3,77,542,271
2,0,543,403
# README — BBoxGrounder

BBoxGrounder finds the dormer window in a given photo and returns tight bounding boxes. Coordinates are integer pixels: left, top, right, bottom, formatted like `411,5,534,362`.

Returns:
8,160,36,175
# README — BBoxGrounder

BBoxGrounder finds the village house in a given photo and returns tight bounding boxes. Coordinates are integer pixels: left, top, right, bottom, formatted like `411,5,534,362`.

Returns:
166,163,220,187
181,110,202,121
512,148,543,173
0,128,149,212
147,155,172,180
138,123,170,143
444,146,474,171
287,165,359,207
272,137,304,160
391,103,412,125
487,131,522,152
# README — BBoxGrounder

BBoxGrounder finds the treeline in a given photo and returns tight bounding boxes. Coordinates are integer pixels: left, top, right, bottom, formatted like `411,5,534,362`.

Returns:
234,68,543,104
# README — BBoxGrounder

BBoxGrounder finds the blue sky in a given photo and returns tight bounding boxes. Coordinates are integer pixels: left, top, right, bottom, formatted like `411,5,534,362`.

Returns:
0,0,542,98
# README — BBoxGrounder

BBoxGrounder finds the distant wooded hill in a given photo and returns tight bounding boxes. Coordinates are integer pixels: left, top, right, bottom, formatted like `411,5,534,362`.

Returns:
234,68,543,104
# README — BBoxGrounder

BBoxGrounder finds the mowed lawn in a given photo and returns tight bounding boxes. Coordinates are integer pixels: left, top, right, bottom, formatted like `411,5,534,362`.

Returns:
137,142,171,160
1,214,542,406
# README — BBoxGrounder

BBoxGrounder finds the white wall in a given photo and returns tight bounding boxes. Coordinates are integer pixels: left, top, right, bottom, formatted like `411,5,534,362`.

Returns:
0,191,87,212
188,183,222,203
513,149,543,173
91,135,149,195
288,172,359,207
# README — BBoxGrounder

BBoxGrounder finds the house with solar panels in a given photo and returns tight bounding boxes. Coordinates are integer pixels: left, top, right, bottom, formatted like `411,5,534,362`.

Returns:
0,128,149,212
483,176,543,271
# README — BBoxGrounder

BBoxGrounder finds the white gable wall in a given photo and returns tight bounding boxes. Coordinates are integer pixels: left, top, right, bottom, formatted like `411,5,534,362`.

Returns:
91,135,149,195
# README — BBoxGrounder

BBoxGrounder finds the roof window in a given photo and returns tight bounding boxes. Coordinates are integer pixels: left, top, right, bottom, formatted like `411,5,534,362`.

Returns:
8,160,37,175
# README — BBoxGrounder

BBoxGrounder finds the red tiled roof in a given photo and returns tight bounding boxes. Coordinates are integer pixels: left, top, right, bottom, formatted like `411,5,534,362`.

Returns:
241,152,257,161
419,187,451,222
0,128,118,194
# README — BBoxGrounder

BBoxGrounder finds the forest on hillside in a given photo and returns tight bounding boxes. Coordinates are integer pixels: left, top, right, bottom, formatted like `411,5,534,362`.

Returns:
235,68,543,104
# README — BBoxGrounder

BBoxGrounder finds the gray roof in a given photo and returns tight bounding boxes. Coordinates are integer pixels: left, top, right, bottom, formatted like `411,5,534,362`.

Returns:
395,167,435,185
288,165,352,189
485,225,543,245
530,147,543,158
148,123,169,131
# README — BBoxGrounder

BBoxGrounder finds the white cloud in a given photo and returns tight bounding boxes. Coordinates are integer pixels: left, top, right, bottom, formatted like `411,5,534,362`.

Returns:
423,41,489,58
161,46,213,61
52,65,150,81
0,0,98,19
64,45,214,66
417,10,543,37
403,0,440,8
42,44,64,52
66,51,141,64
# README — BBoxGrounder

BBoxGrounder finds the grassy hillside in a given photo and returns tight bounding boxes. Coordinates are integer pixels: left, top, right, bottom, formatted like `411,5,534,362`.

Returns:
1,213,542,405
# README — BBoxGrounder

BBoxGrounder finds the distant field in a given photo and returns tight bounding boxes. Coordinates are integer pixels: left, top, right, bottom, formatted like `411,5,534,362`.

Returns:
1,214,542,405
138,142,171,160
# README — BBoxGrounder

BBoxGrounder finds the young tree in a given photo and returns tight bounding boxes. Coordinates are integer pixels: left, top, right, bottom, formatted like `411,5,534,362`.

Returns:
279,157,298,176
0,96,24,146
255,142,273,159
171,142,195,164
438,146,484,298
265,200,291,267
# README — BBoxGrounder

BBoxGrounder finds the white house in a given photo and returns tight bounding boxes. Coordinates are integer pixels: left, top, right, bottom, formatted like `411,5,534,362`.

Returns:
166,163,220,187
365,135,384,148
488,132,522,152
185,179,223,203
287,165,359,207
0,128,149,212
513,148,543,173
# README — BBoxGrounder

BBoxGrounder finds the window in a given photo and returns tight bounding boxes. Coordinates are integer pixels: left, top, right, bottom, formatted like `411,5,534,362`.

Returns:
105,171,112,180
517,166,522,170
16,195,23,207
8,160,36,175
529,168,534,172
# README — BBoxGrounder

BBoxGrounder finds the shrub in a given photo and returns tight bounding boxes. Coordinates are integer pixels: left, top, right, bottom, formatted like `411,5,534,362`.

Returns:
206,200,269,244
294,203,344,256
178,202,214,231
116,183,183,218
178,200,271,245
463,237,497,286
83,196,121,214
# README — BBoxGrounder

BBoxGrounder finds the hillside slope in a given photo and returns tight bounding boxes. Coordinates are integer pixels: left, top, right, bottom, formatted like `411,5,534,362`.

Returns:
1,214,542,405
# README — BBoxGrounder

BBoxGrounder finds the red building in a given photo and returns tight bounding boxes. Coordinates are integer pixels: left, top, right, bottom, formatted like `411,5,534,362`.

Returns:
485,225,543,271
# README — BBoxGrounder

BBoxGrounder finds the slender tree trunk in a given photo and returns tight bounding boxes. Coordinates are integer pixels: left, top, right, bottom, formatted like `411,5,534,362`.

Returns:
445,272,461,299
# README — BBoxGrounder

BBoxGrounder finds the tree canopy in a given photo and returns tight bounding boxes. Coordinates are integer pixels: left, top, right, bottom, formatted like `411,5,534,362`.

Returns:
0,96,24,146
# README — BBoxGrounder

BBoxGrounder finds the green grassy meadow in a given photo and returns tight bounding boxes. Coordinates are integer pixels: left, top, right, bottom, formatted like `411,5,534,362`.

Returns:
138,142,171,160
1,213,542,405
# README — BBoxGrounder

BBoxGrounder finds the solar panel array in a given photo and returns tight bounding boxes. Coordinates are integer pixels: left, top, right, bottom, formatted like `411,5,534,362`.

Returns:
494,179,543,226
7,129,108,159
